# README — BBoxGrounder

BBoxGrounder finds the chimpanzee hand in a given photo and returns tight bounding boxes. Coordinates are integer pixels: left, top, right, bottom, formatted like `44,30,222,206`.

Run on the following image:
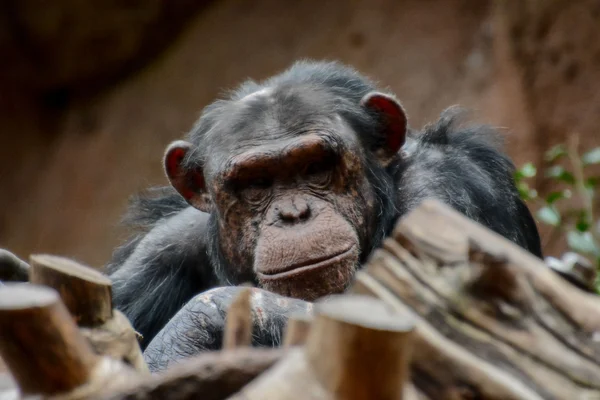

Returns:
142,286,313,372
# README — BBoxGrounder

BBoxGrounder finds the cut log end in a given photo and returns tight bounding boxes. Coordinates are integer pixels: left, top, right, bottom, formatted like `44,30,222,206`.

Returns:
233,295,415,400
307,294,414,400
29,253,113,326
0,284,99,396
29,254,111,286
315,294,414,333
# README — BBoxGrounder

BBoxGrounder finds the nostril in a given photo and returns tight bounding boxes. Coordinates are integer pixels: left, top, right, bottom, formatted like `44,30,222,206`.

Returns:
280,213,294,222
298,206,311,221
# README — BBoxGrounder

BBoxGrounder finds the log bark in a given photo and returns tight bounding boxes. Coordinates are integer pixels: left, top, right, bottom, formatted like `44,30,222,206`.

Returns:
0,284,137,400
0,284,99,396
282,313,313,347
223,288,253,350
351,198,600,399
79,310,148,374
230,294,414,400
4,199,598,399
29,254,113,327
28,254,148,373
94,348,287,400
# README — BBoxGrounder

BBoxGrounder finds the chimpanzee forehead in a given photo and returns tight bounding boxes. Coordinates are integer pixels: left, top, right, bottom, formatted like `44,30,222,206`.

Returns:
202,84,358,173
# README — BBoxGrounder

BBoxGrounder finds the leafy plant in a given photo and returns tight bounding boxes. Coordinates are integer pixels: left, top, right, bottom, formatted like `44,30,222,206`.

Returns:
514,135,600,281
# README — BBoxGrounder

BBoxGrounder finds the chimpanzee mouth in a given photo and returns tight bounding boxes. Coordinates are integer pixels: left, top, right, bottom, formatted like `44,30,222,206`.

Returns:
257,245,357,280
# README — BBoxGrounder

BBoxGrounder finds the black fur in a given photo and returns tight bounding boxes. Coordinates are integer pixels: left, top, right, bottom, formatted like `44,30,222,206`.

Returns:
107,60,542,350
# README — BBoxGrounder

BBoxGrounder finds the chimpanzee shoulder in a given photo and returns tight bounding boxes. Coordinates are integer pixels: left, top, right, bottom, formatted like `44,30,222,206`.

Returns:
105,186,189,274
402,107,542,257
105,185,217,346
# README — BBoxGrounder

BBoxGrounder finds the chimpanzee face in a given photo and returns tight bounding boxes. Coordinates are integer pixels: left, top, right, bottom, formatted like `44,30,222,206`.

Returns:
163,85,407,301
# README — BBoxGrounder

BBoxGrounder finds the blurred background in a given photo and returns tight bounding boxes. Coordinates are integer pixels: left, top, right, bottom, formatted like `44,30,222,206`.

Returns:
0,0,598,269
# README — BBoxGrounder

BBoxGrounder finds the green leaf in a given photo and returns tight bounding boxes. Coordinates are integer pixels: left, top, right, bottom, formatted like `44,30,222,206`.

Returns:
536,206,561,226
582,147,600,165
517,183,527,199
584,177,597,201
545,165,576,184
586,177,599,189
576,220,591,232
545,144,567,162
520,163,537,178
517,181,537,201
575,208,591,232
567,231,600,257
545,189,571,204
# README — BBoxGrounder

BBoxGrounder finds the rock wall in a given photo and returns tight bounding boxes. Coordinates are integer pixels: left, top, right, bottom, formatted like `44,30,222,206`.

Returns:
0,0,597,266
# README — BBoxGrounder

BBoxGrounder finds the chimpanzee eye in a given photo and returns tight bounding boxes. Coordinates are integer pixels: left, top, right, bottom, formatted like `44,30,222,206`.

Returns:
305,162,322,176
304,159,334,187
247,177,273,189
240,176,273,203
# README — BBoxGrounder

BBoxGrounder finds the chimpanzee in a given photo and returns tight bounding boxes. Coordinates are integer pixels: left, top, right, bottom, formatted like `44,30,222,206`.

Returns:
0,60,543,372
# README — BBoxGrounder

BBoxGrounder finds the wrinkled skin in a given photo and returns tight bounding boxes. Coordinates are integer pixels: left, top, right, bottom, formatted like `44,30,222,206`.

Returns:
144,287,312,372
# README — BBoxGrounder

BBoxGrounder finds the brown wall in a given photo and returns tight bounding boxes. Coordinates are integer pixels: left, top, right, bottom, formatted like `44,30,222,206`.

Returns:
0,0,598,267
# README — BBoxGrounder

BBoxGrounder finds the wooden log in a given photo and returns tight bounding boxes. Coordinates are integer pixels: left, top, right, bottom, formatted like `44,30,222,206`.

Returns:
28,254,148,373
351,198,600,399
29,254,112,327
223,288,253,350
79,310,148,374
306,295,414,399
93,348,287,400
282,313,313,347
230,294,415,400
0,284,111,397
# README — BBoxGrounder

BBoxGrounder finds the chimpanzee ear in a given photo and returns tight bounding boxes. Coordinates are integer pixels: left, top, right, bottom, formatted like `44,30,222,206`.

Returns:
163,140,213,213
360,92,408,164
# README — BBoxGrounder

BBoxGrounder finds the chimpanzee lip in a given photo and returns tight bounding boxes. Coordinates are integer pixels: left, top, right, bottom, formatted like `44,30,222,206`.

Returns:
257,245,357,280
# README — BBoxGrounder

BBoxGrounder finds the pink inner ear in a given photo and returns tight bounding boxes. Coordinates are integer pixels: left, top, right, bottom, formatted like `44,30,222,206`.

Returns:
166,147,197,201
364,95,407,153
166,147,187,179
190,170,206,194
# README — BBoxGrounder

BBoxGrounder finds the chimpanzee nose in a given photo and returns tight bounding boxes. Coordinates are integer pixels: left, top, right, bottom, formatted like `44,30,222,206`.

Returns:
277,197,311,224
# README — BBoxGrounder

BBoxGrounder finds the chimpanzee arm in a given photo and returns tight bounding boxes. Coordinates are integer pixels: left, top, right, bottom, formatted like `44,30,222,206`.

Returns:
108,206,219,349
142,286,313,372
